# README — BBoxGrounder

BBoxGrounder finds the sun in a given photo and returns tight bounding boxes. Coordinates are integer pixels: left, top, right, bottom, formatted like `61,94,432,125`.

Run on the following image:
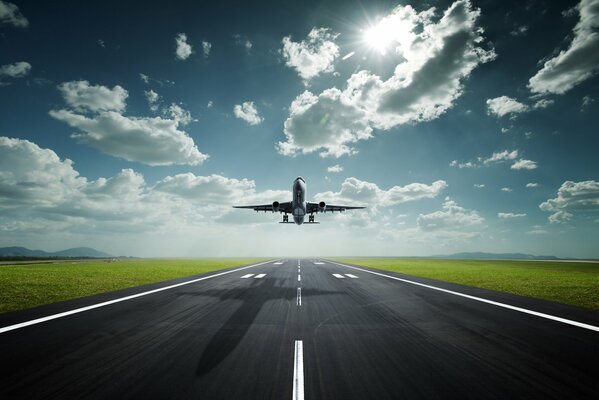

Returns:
363,19,396,55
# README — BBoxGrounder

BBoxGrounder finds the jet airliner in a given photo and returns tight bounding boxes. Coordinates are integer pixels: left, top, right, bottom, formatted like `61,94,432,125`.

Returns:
233,177,366,225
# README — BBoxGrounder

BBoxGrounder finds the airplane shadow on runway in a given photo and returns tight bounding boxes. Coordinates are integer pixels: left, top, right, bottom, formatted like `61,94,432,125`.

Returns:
193,277,341,377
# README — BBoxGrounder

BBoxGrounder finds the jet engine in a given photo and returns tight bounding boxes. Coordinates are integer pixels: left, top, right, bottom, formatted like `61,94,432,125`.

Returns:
272,201,280,212
318,201,326,212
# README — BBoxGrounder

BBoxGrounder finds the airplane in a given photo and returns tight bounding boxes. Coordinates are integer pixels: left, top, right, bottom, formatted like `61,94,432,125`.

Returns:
233,176,366,225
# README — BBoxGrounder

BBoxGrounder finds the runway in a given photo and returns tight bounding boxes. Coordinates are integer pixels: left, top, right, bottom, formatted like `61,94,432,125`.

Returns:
1,259,598,399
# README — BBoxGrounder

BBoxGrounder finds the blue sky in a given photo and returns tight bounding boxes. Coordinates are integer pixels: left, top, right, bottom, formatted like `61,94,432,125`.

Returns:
1,0,598,257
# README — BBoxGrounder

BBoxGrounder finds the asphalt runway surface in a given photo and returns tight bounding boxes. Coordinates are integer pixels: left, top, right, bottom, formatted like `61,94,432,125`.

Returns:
1,259,598,399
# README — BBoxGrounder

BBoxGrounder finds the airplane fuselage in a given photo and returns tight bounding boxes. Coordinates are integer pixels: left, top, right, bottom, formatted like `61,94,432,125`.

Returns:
292,177,306,225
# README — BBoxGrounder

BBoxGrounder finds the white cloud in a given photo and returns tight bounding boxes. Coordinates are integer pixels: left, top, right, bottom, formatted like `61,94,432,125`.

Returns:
49,109,207,166
0,136,288,235
233,34,253,53
278,0,495,158
526,182,539,188
144,89,160,112
501,187,513,192
534,99,554,109
526,229,549,235
486,96,529,117
511,159,538,170
327,164,343,173
0,1,28,27
450,160,476,168
498,212,526,219
315,177,447,208
510,25,528,36
233,101,263,125
484,150,519,164
51,80,206,166
474,184,485,188
528,0,599,94
58,80,128,113
417,198,484,231
202,41,212,57
139,73,150,84
581,95,594,109
207,100,213,108
540,180,599,223
175,33,193,60
0,61,31,82
165,103,195,125
281,27,340,82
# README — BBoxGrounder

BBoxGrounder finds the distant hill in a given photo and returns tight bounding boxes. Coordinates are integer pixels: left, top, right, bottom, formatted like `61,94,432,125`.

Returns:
435,252,562,260
0,246,113,258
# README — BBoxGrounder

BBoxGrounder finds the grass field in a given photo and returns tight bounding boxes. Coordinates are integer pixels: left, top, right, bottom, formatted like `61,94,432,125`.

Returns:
0,258,267,313
334,258,599,310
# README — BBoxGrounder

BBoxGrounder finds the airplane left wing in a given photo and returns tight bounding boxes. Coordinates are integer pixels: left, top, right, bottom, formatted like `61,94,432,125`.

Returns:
233,202,292,213
306,202,366,213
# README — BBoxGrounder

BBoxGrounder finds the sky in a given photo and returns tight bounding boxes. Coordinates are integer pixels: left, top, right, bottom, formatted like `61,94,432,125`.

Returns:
0,0,598,258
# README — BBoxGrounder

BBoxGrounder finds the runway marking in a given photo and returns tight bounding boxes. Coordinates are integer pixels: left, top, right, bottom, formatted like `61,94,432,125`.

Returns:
0,259,277,335
332,274,345,279
293,340,304,400
326,260,599,333
274,262,284,265
314,262,325,265
298,274,301,282
241,274,255,278
297,288,302,306
254,274,266,279
345,274,359,279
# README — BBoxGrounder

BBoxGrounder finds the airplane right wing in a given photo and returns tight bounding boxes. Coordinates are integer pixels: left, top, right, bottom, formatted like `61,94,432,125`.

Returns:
306,202,366,213
232,201,292,213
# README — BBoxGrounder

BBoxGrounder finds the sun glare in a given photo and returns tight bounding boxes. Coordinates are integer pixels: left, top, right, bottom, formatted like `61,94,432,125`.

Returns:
363,19,396,55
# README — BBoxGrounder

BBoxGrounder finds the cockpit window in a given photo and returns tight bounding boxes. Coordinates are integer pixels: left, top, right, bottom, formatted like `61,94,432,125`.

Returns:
296,176,305,183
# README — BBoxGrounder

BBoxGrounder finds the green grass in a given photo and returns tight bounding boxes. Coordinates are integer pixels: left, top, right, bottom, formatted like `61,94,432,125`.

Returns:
0,258,268,313
334,258,599,310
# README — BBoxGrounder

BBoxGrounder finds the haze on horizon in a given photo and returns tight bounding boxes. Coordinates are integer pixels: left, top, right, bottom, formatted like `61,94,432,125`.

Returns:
1,0,598,258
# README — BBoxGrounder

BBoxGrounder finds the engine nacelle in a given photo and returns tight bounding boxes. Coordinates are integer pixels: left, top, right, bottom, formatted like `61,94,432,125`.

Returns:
272,201,280,212
318,201,326,213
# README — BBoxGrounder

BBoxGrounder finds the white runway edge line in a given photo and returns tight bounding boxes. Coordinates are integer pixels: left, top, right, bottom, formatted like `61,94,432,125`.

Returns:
0,260,277,335
327,260,599,333
293,340,304,400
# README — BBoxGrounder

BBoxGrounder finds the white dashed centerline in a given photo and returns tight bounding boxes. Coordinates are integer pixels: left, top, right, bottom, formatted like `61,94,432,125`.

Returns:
241,274,254,279
292,340,304,400
297,288,301,306
255,274,266,279
298,274,301,282
332,274,345,279
314,262,324,265
345,274,358,279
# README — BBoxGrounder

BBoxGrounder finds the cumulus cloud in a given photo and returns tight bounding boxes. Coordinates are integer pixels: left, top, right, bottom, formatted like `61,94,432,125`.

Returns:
486,96,529,117
0,1,28,27
474,184,485,188
58,80,128,113
498,212,526,219
501,187,513,192
0,137,288,234
233,101,263,125
540,180,599,223
528,0,599,94
281,27,340,82
49,109,207,166
417,198,484,231
0,61,31,79
278,0,495,158
511,159,538,170
202,41,212,57
175,33,193,60
140,73,150,84
484,150,519,164
144,89,160,112
314,177,447,208
327,164,343,173
526,182,539,188
50,81,206,166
